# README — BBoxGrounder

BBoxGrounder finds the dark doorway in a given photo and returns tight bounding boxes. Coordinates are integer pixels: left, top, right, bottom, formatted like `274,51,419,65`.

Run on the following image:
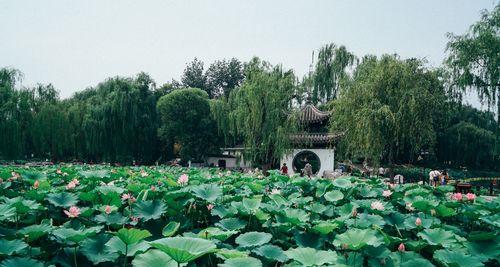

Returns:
218,159,226,170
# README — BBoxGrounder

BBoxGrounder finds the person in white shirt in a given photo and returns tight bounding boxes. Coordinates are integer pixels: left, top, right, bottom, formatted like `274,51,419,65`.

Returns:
429,170,441,187
394,174,404,184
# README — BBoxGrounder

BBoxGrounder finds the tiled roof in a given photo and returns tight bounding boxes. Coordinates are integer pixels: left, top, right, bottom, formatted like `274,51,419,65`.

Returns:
299,104,330,123
290,132,343,145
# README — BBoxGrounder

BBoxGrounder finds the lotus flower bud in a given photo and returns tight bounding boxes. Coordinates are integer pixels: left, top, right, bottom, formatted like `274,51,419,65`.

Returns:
415,217,422,227
398,243,405,252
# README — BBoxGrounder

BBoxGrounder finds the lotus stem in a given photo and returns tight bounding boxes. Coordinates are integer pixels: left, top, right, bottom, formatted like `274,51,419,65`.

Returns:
73,246,78,267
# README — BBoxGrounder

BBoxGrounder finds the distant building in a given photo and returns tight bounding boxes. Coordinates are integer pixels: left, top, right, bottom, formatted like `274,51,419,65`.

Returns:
280,103,342,177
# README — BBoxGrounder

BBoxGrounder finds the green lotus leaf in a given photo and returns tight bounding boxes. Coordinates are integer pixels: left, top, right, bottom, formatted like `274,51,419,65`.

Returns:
21,171,46,181
252,244,288,262
467,231,496,241
242,198,261,213
133,200,167,221
94,212,128,225
79,170,109,180
283,208,309,225
18,223,52,242
332,178,353,189
163,221,181,237
150,237,216,263
433,249,484,267
215,249,249,260
466,238,500,262
284,247,338,266
219,257,262,267
216,218,247,231
306,203,327,214
294,232,325,249
479,214,500,227
324,190,344,202
96,185,125,195
346,213,385,229
386,251,434,267
115,228,152,245
52,226,102,244
311,221,342,235
3,197,41,213
435,204,457,217
235,232,272,248
412,200,438,212
268,193,287,206
0,239,28,256
191,184,222,202
0,204,16,221
198,227,237,241
333,228,384,250
105,236,150,256
80,234,119,264
132,249,177,267
0,257,43,267
211,205,238,218
46,192,78,208
417,228,458,248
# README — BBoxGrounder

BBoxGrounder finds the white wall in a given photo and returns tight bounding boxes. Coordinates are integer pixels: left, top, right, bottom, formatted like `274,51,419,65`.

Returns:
281,148,335,177
206,157,252,169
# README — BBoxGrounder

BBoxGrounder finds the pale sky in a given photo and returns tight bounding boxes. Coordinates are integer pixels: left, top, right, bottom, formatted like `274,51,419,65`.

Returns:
0,0,497,108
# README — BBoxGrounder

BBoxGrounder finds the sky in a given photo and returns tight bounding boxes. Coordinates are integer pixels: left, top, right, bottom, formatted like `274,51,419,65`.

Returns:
0,0,497,108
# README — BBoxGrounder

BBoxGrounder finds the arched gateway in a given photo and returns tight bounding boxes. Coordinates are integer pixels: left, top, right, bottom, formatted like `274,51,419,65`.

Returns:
281,103,343,177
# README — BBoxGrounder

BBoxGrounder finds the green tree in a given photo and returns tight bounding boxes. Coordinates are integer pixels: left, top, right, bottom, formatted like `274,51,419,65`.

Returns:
218,58,297,168
181,58,208,96
312,44,356,104
445,4,500,123
206,58,244,98
157,88,219,161
331,55,445,164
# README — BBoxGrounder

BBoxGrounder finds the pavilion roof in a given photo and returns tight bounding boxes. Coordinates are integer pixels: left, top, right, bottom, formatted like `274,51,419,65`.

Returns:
290,132,343,145
299,104,330,124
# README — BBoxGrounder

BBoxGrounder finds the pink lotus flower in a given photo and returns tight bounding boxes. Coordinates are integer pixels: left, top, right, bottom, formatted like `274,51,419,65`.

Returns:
104,205,112,214
150,185,156,192
452,192,463,201
177,174,189,185
140,170,148,177
130,216,139,222
389,183,397,189
398,243,405,252
121,193,131,201
371,201,385,211
466,193,476,201
415,217,422,227
207,204,214,211
71,179,80,185
382,190,392,198
64,206,81,218
56,169,62,175
33,180,40,189
66,181,76,190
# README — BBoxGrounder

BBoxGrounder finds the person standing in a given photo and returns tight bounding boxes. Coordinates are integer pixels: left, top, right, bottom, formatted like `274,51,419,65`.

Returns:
281,163,288,175
429,170,441,187
303,162,313,178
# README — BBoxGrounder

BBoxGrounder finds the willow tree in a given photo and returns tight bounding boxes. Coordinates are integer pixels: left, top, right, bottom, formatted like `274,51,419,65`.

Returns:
220,57,297,169
331,55,445,164
445,4,500,124
312,44,356,104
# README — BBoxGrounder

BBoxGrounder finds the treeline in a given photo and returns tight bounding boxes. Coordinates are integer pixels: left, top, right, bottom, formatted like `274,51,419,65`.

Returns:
0,4,498,170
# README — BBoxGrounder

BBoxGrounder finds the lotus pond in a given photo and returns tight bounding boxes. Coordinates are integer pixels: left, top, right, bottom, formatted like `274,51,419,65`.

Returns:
0,165,498,267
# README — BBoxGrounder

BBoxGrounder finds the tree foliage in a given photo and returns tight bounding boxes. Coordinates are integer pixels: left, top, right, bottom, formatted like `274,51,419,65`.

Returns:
312,44,356,104
331,55,445,164
445,3,500,122
215,58,297,167
157,88,219,161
